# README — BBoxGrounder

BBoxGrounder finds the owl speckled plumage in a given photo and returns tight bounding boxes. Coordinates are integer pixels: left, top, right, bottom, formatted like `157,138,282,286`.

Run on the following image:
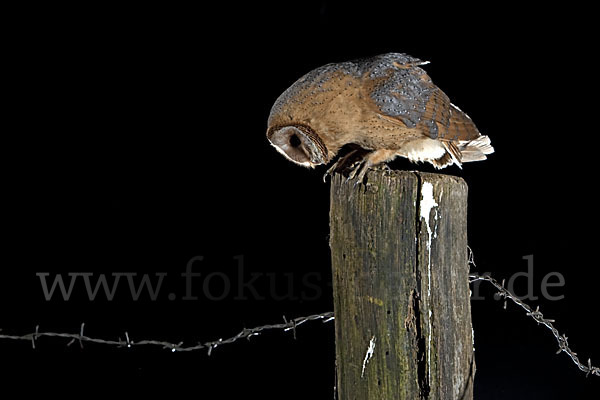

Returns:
266,53,493,183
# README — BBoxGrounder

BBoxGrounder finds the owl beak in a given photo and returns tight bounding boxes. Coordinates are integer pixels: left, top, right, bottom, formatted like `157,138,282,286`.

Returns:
267,125,328,168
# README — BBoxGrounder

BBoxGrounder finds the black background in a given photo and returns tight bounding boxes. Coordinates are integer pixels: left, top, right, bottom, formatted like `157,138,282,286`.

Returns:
2,2,599,398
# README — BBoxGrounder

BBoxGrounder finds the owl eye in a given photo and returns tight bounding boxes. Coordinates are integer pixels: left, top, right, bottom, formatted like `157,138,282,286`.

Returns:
289,134,302,148
267,125,328,167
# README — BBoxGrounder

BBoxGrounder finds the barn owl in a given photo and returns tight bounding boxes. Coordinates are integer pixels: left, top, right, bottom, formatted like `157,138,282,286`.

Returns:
266,53,493,183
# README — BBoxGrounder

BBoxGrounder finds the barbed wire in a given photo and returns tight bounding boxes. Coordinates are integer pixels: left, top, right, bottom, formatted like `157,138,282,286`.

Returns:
469,272,599,377
467,246,598,376
0,312,334,354
0,263,597,378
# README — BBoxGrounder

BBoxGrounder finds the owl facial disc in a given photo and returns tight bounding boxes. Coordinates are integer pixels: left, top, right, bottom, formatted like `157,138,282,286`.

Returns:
267,125,328,168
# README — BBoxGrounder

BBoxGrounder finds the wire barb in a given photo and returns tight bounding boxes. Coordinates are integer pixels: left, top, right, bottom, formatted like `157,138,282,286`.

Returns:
467,245,476,268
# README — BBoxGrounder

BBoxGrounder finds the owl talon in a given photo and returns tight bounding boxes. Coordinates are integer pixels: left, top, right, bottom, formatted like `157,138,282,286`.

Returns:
324,148,364,183
346,160,371,186
323,160,342,182
379,163,392,172
354,164,370,186
347,163,360,181
346,162,361,182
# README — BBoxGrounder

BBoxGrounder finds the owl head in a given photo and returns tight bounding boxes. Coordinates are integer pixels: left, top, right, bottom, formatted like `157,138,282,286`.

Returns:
265,61,349,169
266,124,329,168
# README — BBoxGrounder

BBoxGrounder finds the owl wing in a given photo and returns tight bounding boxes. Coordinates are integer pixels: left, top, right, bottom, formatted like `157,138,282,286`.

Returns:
362,58,481,143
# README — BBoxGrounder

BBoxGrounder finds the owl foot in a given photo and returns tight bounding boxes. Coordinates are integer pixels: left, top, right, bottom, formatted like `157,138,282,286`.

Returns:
347,159,372,186
322,147,369,182
347,149,399,186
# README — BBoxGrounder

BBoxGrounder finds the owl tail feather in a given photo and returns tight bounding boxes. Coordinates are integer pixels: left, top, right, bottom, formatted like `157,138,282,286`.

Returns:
434,136,494,169
459,135,494,163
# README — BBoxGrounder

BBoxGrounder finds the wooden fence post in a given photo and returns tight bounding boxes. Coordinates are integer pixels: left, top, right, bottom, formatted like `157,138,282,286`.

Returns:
329,169,475,399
